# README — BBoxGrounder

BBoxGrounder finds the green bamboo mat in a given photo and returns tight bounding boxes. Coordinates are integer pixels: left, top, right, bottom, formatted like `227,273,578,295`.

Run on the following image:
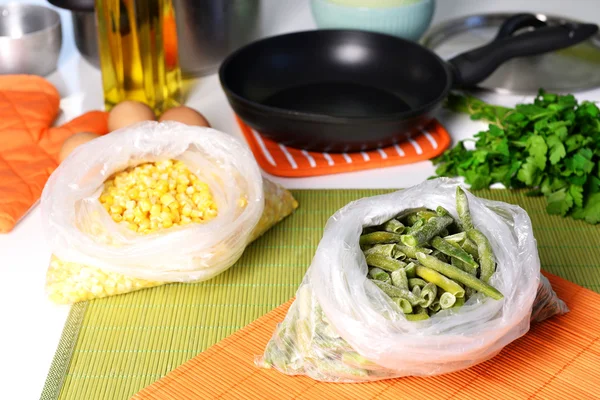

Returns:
41,189,600,400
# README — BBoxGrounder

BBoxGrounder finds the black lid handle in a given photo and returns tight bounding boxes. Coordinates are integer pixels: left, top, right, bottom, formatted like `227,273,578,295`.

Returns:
449,14,599,87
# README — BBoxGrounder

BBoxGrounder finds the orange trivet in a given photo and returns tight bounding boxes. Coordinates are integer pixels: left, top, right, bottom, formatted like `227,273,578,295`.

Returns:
237,116,451,178
133,272,599,400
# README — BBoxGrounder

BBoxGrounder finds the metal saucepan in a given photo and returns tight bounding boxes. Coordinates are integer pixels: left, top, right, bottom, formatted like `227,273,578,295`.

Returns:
220,14,598,152
48,0,262,76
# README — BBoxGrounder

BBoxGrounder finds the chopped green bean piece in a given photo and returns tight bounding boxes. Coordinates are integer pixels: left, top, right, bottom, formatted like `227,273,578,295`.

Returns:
415,265,465,298
365,253,406,272
416,253,503,300
417,210,438,221
368,267,391,283
420,283,438,308
360,231,403,246
394,244,432,259
439,229,450,238
364,244,396,258
440,292,457,309
381,219,405,233
436,206,451,217
451,257,478,276
462,238,479,259
342,352,376,368
372,280,421,306
401,215,453,247
467,229,496,283
430,300,441,313
407,218,425,234
391,268,409,290
404,262,417,278
412,285,422,297
313,358,369,378
393,298,413,314
405,313,429,321
408,278,427,289
453,296,466,309
432,236,478,267
444,232,467,245
456,186,474,231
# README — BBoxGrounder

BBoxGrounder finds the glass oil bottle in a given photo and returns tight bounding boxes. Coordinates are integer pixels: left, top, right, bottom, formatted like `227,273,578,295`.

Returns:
95,0,182,114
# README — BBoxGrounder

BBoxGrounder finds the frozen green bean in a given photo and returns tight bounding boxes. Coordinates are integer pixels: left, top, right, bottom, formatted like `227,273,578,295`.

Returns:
372,280,421,306
393,298,413,314
408,278,427,289
456,186,474,231
404,262,417,278
440,292,457,309
430,301,441,313
364,244,396,258
368,267,391,283
462,238,479,259
360,231,403,246
391,269,409,290
417,210,438,221
401,215,453,247
436,206,451,217
453,296,466,309
415,265,465,298
432,236,478,267
406,218,425,234
467,229,496,283
444,232,467,245
394,244,432,259
416,253,503,300
342,352,376,368
412,285,422,297
381,219,405,233
405,313,429,321
365,254,406,272
451,257,478,276
420,283,438,308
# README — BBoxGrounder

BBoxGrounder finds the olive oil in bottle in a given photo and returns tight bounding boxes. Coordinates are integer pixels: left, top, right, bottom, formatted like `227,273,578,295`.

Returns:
95,0,182,114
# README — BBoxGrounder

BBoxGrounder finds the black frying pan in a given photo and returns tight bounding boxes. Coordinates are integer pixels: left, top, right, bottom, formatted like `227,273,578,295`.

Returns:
220,14,598,153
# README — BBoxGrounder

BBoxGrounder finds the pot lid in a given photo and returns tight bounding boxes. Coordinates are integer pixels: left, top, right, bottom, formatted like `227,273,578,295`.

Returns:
422,13,600,94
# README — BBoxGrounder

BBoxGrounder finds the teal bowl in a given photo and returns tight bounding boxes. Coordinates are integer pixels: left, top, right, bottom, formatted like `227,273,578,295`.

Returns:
310,0,435,42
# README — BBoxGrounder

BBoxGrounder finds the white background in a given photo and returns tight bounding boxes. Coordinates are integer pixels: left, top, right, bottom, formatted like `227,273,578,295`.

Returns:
0,1,599,399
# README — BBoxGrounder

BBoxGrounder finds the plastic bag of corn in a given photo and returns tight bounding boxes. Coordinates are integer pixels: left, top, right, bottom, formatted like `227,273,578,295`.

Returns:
41,121,298,304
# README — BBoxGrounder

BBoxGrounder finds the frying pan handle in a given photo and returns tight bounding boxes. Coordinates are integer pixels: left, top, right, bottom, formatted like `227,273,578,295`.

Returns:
494,13,547,40
448,14,599,87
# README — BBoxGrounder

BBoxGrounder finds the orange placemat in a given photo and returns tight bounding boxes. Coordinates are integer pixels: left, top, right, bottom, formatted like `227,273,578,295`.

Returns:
133,272,600,400
237,116,451,178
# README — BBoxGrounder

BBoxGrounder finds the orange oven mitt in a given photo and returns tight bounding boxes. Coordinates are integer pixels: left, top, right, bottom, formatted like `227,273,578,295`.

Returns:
0,75,108,233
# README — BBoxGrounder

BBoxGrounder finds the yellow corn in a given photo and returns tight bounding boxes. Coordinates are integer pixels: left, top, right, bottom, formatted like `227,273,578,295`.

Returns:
48,178,299,304
99,160,219,234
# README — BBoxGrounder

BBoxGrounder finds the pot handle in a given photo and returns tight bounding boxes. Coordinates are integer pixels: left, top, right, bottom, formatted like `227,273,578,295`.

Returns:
448,14,598,87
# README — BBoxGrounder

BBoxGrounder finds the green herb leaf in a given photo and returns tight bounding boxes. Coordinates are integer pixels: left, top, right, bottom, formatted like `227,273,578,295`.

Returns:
436,91,600,224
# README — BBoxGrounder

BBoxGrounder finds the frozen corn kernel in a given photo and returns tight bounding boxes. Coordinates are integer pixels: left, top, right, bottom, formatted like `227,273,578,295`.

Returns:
99,160,218,234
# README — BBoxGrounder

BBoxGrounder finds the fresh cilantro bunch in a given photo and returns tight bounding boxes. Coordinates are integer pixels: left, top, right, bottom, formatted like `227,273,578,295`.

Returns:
433,90,600,224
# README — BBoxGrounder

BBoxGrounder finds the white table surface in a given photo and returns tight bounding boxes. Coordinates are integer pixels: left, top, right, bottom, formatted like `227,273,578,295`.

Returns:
1,1,599,398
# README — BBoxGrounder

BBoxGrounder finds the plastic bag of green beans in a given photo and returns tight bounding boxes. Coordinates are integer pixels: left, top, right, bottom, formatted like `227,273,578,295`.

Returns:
257,178,567,382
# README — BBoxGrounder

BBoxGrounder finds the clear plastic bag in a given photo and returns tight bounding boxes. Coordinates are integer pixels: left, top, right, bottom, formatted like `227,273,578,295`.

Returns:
41,121,297,303
258,178,567,382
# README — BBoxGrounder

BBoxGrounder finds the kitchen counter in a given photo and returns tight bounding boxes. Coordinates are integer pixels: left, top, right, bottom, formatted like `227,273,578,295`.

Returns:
1,0,599,399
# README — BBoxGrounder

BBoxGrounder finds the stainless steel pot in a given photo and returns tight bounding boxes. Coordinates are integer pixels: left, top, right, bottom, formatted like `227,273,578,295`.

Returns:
49,0,263,77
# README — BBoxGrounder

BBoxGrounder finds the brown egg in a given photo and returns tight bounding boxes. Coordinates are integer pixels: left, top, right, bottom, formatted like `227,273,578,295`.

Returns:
108,100,156,132
58,132,101,163
158,106,211,127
